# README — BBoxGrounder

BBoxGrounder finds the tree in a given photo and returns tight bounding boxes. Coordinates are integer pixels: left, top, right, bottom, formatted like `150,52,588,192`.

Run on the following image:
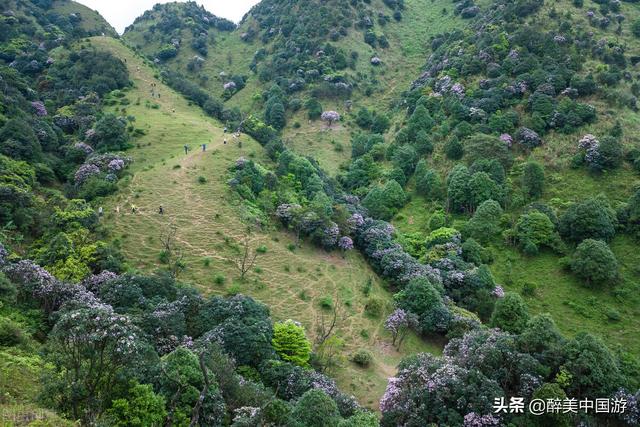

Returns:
468,172,502,211
93,114,129,151
43,305,147,424
445,137,464,160
384,308,417,349
515,211,558,254
265,97,286,130
290,389,340,427
406,105,434,139
272,320,312,367
490,292,530,334
563,332,623,398
321,111,341,127
0,118,42,161
305,98,323,120
529,383,570,427
571,239,618,286
105,382,167,427
447,164,471,212
362,180,407,220
464,199,503,243
464,134,513,168
559,196,617,243
391,144,418,176
230,230,261,280
522,161,545,199
159,222,185,278
415,161,442,200
632,18,640,38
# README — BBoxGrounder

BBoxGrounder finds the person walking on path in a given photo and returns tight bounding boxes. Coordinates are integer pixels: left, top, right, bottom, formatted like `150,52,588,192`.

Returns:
98,206,103,217
158,205,164,215
184,145,189,155
223,138,227,145
201,143,207,152
131,204,137,214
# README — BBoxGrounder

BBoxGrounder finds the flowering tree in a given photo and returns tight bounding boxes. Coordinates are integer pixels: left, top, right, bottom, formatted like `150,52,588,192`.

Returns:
43,304,145,424
31,101,47,116
384,308,417,348
337,236,353,251
321,111,340,127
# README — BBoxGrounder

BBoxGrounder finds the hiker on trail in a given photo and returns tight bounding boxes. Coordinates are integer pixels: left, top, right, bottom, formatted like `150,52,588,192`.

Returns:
223,138,227,145
184,145,189,155
202,143,207,152
116,205,120,214
158,205,164,215
223,127,227,133
131,204,137,214
98,206,103,217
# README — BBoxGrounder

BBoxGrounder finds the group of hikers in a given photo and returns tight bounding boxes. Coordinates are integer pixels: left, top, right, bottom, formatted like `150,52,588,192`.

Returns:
103,204,165,216
182,127,242,155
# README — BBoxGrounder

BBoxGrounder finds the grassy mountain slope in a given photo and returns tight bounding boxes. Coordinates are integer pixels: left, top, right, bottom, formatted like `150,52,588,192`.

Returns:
89,36,441,408
122,0,471,175
50,0,117,37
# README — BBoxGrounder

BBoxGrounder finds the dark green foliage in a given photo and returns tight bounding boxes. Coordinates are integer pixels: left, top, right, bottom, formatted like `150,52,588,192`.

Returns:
521,161,545,199
464,199,503,243
0,118,42,161
391,145,418,176
265,96,286,130
515,211,560,255
559,196,617,243
290,389,340,427
414,160,442,200
571,239,618,286
362,180,407,220
305,98,323,120
490,293,530,334
563,332,623,398
447,164,471,212
444,137,464,160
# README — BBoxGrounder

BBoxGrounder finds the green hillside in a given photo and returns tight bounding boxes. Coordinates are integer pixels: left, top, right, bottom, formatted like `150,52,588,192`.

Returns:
2,0,640,425
90,36,440,409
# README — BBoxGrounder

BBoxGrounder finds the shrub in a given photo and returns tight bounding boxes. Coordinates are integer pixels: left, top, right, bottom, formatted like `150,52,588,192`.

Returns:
521,161,545,199
490,293,530,334
571,239,618,286
365,296,385,317
352,349,373,367
214,274,226,285
319,295,333,309
559,196,617,243
0,317,24,346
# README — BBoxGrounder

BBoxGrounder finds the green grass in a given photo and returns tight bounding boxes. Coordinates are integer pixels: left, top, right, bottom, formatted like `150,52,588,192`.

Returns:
90,36,442,409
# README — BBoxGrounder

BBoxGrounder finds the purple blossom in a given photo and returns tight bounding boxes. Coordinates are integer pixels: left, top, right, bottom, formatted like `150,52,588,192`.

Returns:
370,56,381,65
346,213,365,231
80,271,118,293
74,142,94,155
107,159,125,173
31,101,47,116
85,128,96,141
321,222,340,248
463,413,501,426
223,81,237,91
450,82,465,98
587,10,595,18
507,49,519,60
275,204,301,224
499,134,513,148
321,111,340,126
0,244,8,267
492,285,505,298
338,236,354,251
516,127,542,148
74,163,101,185
235,157,248,169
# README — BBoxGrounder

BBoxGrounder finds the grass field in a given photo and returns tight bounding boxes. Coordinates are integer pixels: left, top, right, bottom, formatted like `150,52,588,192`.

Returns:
90,36,442,409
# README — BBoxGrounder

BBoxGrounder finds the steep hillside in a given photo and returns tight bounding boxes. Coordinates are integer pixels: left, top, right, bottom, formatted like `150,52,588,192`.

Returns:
50,0,118,37
122,0,471,174
90,36,440,409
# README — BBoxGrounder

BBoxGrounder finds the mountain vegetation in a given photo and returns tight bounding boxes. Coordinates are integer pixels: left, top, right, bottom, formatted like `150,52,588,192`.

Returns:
1,0,640,425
